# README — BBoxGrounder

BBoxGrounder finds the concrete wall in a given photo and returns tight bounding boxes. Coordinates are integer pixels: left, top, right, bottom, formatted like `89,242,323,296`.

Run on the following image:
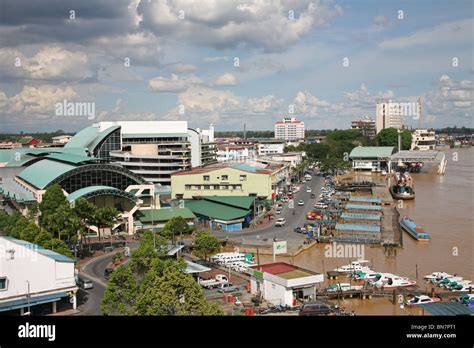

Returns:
263,281,293,306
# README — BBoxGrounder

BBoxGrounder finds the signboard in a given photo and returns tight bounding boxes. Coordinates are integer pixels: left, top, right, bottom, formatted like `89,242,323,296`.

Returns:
273,240,287,255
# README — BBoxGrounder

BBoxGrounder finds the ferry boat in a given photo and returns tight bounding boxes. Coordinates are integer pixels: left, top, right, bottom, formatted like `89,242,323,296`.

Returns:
400,216,430,242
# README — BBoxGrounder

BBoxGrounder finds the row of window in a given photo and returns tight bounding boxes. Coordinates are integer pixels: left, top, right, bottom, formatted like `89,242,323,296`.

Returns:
184,184,243,191
203,174,246,181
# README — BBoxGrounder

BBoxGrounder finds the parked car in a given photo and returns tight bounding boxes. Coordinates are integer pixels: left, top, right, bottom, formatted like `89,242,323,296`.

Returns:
287,193,293,199
306,187,312,193
77,276,94,290
217,283,242,293
275,218,286,227
310,193,316,198
299,301,334,316
297,200,304,206
104,268,114,280
281,197,289,203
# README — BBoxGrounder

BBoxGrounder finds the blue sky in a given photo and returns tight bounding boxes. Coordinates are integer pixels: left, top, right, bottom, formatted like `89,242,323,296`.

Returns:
0,0,472,133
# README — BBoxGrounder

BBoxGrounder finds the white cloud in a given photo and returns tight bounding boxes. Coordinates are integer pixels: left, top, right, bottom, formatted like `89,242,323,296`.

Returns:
168,63,197,73
3,85,77,116
248,95,284,113
294,90,331,116
148,74,202,92
214,73,238,86
138,0,342,52
0,46,92,81
380,18,473,49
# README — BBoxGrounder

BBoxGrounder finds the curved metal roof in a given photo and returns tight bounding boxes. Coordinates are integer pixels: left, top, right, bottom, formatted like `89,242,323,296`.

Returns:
65,125,120,153
66,185,137,203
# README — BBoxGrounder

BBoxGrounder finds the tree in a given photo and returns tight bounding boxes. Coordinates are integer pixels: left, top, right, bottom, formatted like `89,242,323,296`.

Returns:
376,128,412,150
93,206,120,243
101,237,223,316
101,265,139,316
136,262,222,315
161,216,190,241
73,198,96,247
39,184,68,229
193,230,220,261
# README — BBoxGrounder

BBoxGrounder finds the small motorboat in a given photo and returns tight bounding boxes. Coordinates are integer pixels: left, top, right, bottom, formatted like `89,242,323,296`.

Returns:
424,272,452,280
352,270,382,281
333,260,372,273
406,295,441,306
326,283,363,292
371,273,417,288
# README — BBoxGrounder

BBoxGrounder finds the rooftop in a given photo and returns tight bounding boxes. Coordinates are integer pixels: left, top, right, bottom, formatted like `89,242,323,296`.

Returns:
135,207,196,222
250,262,318,279
340,212,382,221
336,223,381,233
172,161,281,176
18,159,77,189
349,196,382,204
345,204,383,211
200,196,255,210
349,146,396,158
184,199,249,221
1,236,75,263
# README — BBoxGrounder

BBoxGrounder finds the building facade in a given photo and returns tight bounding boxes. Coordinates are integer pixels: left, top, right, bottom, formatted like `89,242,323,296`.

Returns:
351,116,376,139
349,146,396,171
0,236,78,314
411,129,436,150
257,140,285,156
274,117,305,140
171,162,290,200
376,101,405,134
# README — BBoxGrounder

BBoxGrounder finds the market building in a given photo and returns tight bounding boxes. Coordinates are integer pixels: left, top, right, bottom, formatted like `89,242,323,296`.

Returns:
349,146,396,171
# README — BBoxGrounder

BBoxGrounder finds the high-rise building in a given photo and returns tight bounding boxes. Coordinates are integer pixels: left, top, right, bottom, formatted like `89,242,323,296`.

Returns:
375,101,405,134
351,116,376,139
274,117,305,140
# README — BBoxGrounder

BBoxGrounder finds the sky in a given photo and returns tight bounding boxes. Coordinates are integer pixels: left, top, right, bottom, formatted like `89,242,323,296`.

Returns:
0,0,472,133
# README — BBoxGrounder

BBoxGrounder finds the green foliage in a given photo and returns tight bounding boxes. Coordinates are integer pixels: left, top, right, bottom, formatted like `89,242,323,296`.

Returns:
101,237,223,316
193,230,220,260
0,210,73,258
160,216,190,240
376,128,412,150
101,265,139,316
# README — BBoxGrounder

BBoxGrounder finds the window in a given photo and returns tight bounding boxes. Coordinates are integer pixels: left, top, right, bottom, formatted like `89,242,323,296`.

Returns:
203,175,210,181
221,185,229,190
239,175,247,181
204,185,210,190
221,175,228,181
185,185,191,190
0,277,7,291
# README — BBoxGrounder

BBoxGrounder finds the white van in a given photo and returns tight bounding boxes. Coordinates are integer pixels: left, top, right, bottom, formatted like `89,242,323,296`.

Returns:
305,174,312,180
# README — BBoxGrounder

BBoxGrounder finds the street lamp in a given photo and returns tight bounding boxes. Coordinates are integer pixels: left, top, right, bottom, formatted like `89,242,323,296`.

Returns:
25,280,31,316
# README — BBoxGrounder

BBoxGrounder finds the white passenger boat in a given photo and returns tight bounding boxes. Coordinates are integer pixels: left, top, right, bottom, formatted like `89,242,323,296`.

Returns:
406,295,441,306
424,272,452,280
333,260,372,273
370,273,416,288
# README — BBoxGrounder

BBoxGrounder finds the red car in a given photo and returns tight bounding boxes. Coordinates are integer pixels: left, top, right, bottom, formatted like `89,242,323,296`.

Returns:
287,193,293,199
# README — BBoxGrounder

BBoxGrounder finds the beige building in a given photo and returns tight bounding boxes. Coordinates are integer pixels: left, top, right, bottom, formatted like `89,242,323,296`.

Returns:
171,162,290,200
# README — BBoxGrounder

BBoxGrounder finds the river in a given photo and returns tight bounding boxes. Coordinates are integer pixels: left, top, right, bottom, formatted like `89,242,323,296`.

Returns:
261,148,473,314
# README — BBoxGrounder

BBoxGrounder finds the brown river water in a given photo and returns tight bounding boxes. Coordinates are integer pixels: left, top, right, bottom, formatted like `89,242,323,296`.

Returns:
262,148,473,315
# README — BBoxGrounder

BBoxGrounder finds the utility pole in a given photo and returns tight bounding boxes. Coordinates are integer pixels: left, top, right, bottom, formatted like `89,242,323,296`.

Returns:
26,280,31,315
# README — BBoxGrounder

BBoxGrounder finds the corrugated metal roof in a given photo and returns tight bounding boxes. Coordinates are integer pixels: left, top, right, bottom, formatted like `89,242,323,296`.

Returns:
419,302,474,316
135,207,196,222
1,236,75,263
185,200,249,221
18,159,76,189
349,196,382,203
340,212,382,221
0,178,36,202
336,223,381,233
349,146,395,158
184,260,212,274
65,125,120,152
345,204,383,211
202,196,255,209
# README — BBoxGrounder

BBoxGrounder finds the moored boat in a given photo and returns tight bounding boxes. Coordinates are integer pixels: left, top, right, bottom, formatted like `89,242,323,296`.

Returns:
390,184,415,200
400,216,430,242
406,295,441,306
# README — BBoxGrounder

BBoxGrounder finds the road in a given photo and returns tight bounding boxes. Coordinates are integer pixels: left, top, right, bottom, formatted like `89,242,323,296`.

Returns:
214,173,325,244
77,241,138,315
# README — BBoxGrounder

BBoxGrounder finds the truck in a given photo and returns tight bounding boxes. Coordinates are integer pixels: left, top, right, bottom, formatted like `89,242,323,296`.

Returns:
216,282,243,293
198,274,229,289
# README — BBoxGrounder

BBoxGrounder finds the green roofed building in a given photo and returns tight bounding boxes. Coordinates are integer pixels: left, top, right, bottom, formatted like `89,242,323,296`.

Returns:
349,146,396,171
183,196,254,231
